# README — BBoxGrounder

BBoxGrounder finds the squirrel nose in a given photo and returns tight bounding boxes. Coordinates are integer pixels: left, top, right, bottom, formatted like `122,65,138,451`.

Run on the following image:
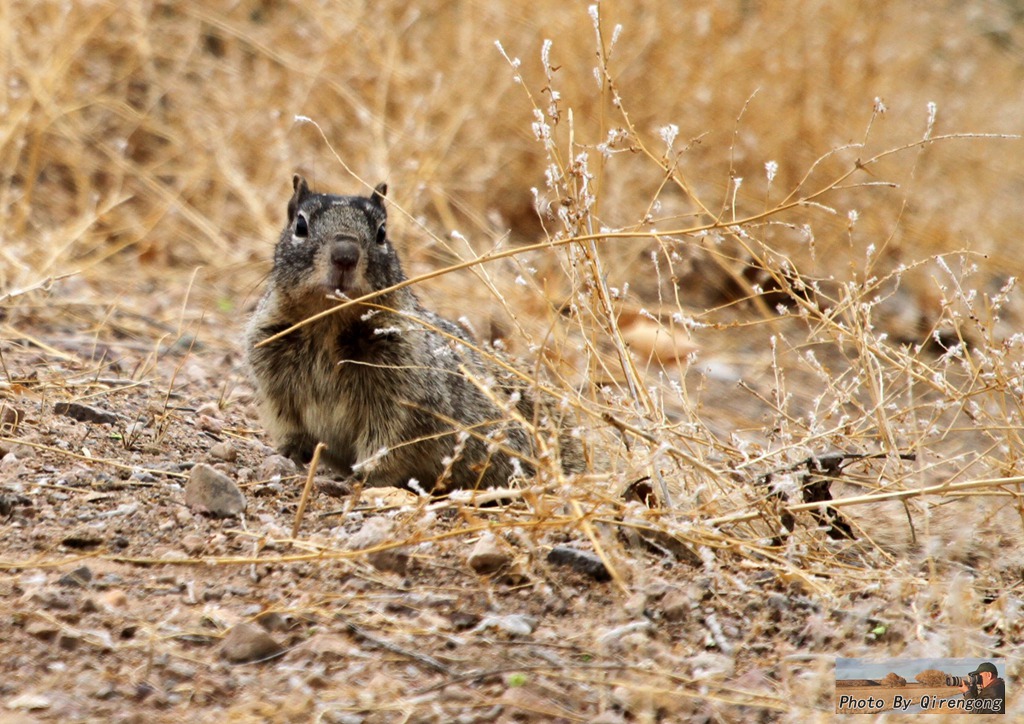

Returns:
330,239,360,271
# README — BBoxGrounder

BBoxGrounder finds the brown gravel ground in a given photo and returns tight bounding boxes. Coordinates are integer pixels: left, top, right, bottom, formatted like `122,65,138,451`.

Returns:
2,267,1022,723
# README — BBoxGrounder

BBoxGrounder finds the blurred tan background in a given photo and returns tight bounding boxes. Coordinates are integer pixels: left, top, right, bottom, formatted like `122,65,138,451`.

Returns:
3,0,1021,313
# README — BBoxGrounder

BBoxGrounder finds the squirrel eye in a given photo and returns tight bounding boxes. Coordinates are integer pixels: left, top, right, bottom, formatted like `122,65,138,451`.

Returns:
375,222,387,244
294,213,309,238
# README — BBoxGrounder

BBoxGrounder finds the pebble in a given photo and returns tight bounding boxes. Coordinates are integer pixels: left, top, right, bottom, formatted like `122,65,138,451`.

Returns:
367,548,408,575
164,660,198,682
546,545,611,582
58,632,80,651
12,442,36,460
197,415,224,434
209,441,237,462
259,454,298,480
184,463,246,517
661,589,690,622
58,565,94,588
6,693,51,711
194,401,221,418
220,622,284,663
61,530,105,550
25,619,59,642
286,633,355,666
99,590,129,610
591,712,628,724
467,532,511,575
181,534,206,555
623,592,648,619
347,517,408,575
0,493,30,516
597,620,653,650
347,517,391,549
124,421,147,439
255,611,289,632
53,402,119,425
473,614,537,637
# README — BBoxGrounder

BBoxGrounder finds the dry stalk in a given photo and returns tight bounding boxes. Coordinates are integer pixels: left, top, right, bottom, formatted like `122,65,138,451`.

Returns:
291,441,325,539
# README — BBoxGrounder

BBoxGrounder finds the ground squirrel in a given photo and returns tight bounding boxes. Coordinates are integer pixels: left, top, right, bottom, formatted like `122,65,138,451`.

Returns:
246,176,582,491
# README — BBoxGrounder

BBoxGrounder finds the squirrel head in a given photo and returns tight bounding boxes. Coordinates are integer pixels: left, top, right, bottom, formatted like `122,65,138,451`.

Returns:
271,175,406,315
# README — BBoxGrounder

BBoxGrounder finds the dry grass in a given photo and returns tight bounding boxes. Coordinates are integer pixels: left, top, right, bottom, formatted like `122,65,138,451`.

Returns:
3,0,1024,720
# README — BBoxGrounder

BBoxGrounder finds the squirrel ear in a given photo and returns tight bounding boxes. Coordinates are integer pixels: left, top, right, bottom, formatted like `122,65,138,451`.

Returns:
288,175,310,221
371,182,388,207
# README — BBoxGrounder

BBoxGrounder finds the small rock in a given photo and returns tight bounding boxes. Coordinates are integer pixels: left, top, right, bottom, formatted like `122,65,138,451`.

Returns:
284,634,355,665
661,589,690,622
255,611,289,632
597,621,653,651
495,560,531,586
346,518,409,574
209,441,237,462
590,712,628,724
195,402,221,418
158,549,190,562
53,402,119,425
220,622,285,663
473,614,537,637
546,545,612,582
367,549,408,576
58,565,94,588
164,660,198,682
98,590,129,610
61,530,104,550
449,611,480,631
92,683,118,700
29,589,75,611
347,517,392,550
623,592,648,619
197,415,224,434
124,421,147,439
1,453,23,472
688,651,735,679
259,454,299,480
185,463,246,518
319,711,367,724
25,619,59,642
468,533,512,575
0,493,31,516
500,687,552,717
173,507,194,526
181,534,206,555
7,442,35,459
6,693,51,711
